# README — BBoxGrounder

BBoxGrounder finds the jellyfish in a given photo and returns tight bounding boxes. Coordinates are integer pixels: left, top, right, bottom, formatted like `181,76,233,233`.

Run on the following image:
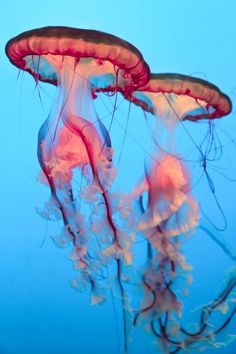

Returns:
121,73,235,352
5,26,151,353
122,73,232,232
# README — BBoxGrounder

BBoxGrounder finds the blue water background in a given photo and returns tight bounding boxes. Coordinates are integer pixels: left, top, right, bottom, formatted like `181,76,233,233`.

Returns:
1,1,236,353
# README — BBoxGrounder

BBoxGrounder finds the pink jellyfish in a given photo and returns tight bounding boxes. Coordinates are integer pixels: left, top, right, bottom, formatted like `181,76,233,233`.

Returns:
6,26,151,353
122,73,235,352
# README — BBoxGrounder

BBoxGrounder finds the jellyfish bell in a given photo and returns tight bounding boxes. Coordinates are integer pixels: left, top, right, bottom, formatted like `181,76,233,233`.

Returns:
125,73,232,120
6,26,149,86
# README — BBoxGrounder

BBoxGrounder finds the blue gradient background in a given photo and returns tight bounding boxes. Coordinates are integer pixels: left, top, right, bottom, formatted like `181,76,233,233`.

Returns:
1,1,236,353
